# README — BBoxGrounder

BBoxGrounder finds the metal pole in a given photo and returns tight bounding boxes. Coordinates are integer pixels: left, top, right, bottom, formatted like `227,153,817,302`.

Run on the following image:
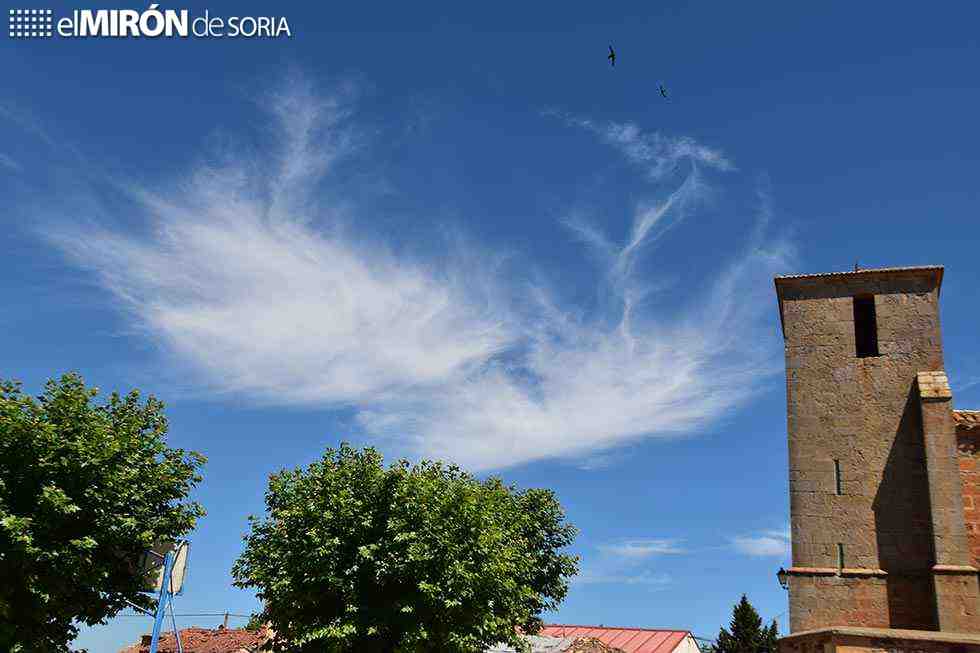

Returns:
149,550,175,653
169,596,183,653
168,544,183,653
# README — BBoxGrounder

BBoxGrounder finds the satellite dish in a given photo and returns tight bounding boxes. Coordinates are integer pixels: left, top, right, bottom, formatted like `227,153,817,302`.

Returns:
138,541,189,595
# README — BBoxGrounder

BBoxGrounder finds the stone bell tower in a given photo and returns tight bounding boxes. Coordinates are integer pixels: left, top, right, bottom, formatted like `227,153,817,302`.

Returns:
774,265,980,638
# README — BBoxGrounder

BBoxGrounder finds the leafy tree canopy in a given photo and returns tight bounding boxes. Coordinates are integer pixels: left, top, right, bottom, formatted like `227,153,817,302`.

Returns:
0,373,207,652
233,443,579,653
711,594,779,653
244,612,266,632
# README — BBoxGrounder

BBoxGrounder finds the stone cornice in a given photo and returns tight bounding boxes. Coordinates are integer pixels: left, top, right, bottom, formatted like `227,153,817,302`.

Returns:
785,566,887,577
780,626,980,645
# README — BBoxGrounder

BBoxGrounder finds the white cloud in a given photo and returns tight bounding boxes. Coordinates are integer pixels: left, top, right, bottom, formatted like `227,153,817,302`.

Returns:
545,110,734,181
574,570,672,587
597,539,686,558
579,538,682,588
44,75,794,471
0,100,56,148
0,153,20,171
962,378,980,392
732,526,791,557
951,369,980,394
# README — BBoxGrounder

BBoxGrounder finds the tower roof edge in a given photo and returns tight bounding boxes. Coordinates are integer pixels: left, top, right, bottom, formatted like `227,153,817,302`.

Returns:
772,265,944,338
774,265,944,289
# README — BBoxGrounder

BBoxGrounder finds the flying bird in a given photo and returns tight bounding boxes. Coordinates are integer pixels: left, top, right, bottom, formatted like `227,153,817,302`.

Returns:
608,45,616,67
659,84,669,99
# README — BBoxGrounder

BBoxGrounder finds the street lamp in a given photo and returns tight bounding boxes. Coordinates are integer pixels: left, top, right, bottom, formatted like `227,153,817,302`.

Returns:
777,566,789,590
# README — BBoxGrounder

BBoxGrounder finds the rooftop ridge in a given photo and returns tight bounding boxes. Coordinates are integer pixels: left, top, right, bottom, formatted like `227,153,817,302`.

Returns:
774,265,943,282
542,624,690,633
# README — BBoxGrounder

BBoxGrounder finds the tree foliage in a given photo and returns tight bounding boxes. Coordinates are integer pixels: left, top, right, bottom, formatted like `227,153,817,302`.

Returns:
711,594,779,653
233,443,579,653
0,373,207,652
245,612,267,632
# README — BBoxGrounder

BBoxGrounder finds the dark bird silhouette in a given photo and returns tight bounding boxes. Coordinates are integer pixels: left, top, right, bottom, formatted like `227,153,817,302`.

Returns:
659,84,669,99
608,45,616,67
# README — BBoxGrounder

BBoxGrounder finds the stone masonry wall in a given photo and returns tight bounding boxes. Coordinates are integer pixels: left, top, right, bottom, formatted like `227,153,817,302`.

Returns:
958,423,980,568
780,629,980,653
779,270,945,632
918,383,980,633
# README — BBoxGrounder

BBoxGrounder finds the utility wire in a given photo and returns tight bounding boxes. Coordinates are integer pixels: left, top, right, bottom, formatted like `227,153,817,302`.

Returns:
115,612,252,618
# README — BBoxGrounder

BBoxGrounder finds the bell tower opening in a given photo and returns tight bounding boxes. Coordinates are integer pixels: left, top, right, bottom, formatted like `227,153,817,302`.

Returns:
853,295,879,358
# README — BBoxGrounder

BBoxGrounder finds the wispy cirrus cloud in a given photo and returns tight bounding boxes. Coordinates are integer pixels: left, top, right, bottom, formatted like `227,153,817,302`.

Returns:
544,109,734,181
950,366,980,395
597,539,686,558
0,153,20,171
732,526,791,558
574,570,672,587
960,378,980,394
580,538,685,586
42,74,794,471
0,99,58,149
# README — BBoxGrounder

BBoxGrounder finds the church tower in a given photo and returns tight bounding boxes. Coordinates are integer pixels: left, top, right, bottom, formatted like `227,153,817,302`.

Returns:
775,266,980,633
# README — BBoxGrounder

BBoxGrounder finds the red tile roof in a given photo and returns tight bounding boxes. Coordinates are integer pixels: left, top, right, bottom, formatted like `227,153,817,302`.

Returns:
539,625,691,653
566,638,628,652
955,410,980,430
118,627,270,653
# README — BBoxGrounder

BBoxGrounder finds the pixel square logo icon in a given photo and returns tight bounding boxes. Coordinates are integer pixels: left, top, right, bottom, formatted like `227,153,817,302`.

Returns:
9,9,53,38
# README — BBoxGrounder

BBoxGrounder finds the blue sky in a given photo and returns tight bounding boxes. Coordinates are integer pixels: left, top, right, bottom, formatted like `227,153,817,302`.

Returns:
3,1,980,651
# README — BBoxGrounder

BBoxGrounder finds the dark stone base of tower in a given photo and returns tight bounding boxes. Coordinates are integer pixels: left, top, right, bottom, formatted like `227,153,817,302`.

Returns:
781,627,980,653
774,266,980,652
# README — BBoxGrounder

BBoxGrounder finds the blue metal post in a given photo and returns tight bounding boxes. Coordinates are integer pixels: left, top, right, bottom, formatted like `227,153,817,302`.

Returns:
169,593,184,653
149,550,175,653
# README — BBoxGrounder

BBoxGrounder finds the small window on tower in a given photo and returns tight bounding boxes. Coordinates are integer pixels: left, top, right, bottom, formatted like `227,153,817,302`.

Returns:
834,459,842,495
853,295,879,358
837,543,845,571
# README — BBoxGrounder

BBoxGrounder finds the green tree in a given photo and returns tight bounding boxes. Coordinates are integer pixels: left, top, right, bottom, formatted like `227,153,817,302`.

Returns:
711,595,779,653
0,373,207,652
244,612,266,632
232,443,579,653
